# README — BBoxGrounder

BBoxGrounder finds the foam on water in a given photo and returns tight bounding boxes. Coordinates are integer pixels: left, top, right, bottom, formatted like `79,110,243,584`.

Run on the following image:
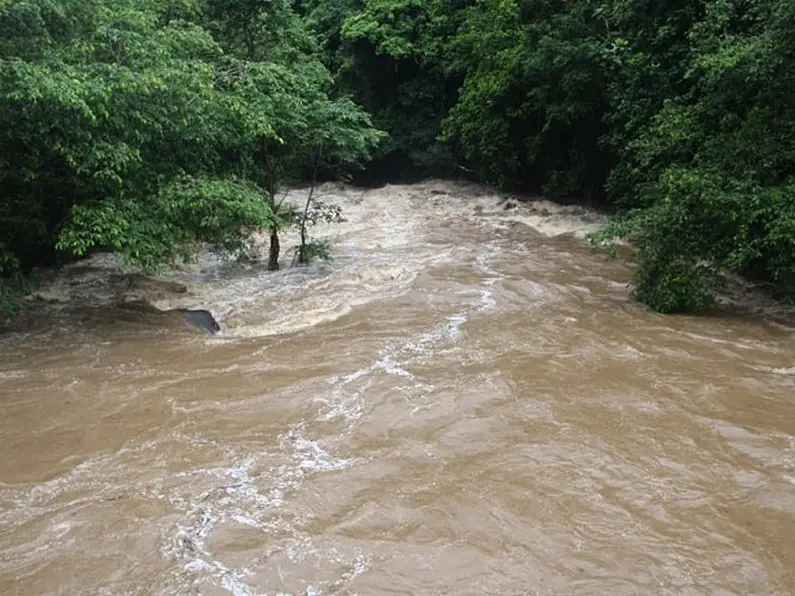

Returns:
754,365,795,376
5,181,613,594
5,180,795,595
164,423,358,594
20,180,605,342
159,236,516,593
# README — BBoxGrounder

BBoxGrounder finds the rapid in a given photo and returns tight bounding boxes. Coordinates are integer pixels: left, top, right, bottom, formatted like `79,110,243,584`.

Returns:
1,181,794,595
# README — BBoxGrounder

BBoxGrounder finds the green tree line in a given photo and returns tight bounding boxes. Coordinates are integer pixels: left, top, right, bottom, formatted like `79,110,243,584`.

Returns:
300,0,795,312
0,0,382,319
3,0,794,319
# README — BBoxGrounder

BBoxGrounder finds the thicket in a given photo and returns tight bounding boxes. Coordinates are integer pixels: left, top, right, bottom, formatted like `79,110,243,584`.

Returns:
3,0,794,317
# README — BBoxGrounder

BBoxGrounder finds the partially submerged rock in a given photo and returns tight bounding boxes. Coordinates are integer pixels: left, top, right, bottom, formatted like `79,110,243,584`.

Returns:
119,300,220,334
177,309,221,334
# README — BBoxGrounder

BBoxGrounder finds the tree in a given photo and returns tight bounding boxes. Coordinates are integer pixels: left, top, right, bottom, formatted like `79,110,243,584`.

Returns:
593,0,795,312
1,0,283,275
300,0,463,178
5,0,795,319
313,0,795,311
0,0,382,317
200,0,383,270
440,0,610,198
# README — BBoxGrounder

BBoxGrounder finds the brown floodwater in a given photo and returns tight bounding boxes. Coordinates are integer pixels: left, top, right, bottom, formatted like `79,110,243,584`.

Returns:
1,181,794,595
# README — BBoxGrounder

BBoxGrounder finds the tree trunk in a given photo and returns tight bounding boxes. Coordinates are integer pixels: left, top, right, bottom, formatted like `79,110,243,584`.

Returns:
268,230,280,271
260,135,281,271
298,143,323,265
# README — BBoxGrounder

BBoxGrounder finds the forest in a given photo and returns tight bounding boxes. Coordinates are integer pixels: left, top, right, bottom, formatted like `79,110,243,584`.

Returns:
2,0,794,318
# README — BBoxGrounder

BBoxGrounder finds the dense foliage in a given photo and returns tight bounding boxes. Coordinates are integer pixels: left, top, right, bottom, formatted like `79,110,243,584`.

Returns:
2,0,794,317
302,0,795,312
0,0,381,315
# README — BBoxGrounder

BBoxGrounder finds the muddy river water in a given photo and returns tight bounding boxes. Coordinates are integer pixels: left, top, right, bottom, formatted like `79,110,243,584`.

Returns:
1,181,794,595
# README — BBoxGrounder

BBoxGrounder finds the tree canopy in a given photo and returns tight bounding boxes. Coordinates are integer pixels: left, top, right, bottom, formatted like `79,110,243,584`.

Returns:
0,0,381,280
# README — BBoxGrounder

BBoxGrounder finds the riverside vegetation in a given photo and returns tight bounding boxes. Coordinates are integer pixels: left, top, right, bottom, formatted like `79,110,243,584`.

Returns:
2,0,794,320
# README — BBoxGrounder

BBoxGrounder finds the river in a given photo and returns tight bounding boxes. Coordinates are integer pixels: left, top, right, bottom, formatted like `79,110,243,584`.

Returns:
1,181,794,595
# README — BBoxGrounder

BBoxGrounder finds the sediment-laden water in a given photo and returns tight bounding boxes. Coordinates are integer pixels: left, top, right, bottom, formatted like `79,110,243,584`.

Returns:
2,181,794,595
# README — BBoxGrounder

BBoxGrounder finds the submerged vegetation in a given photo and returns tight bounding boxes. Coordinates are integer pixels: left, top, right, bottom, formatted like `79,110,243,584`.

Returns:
2,0,794,318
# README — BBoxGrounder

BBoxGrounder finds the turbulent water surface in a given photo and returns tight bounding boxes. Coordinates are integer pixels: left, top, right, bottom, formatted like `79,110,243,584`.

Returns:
1,181,794,595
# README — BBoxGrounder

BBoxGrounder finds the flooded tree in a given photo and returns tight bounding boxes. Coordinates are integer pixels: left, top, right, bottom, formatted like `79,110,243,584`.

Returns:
202,0,384,272
0,0,382,320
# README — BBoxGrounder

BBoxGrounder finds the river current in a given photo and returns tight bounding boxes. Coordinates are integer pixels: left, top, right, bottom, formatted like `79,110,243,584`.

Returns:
1,181,794,595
